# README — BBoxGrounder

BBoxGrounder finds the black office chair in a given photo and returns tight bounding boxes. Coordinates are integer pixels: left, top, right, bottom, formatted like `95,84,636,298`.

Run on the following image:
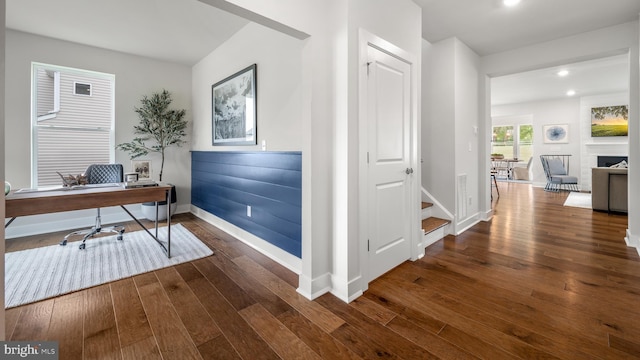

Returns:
60,164,125,249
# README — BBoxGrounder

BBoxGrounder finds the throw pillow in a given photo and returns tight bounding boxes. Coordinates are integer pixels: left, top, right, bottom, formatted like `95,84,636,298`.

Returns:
609,160,628,168
547,158,567,175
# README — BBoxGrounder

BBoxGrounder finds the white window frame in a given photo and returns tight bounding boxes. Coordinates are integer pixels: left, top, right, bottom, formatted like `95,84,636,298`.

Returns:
31,62,115,187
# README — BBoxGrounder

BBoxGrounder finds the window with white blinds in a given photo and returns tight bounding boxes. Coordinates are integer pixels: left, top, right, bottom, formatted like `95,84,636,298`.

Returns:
32,63,115,187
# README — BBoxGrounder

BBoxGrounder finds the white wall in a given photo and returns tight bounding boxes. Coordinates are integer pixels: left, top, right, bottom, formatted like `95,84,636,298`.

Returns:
454,39,480,230
579,93,629,191
190,21,304,272
199,0,422,302
347,0,422,301
422,37,481,233
191,22,303,152
4,30,192,237
492,97,582,188
480,20,639,248
1,0,6,340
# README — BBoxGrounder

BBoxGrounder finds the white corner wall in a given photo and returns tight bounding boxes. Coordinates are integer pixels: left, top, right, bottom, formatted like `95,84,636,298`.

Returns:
4,30,192,238
422,37,481,233
190,21,304,272
191,22,304,152
0,0,6,341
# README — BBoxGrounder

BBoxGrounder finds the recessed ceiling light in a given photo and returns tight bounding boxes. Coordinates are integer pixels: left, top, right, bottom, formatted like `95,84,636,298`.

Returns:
504,0,521,7
557,70,569,77
566,90,576,96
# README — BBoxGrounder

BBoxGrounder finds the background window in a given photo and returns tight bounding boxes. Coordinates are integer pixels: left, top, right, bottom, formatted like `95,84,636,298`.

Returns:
32,63,115,187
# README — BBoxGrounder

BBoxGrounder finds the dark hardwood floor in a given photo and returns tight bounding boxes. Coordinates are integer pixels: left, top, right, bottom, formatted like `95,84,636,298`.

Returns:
5,182,638,359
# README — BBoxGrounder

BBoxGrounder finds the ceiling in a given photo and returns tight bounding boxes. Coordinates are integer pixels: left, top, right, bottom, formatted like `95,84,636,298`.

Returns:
6,0,249,66
6,0,639,105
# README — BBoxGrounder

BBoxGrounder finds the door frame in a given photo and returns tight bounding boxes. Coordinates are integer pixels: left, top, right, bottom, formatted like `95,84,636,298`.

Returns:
358,29,421,289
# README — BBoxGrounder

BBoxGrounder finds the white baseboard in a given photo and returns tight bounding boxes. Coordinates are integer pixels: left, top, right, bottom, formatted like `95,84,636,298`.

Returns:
190,205,302,274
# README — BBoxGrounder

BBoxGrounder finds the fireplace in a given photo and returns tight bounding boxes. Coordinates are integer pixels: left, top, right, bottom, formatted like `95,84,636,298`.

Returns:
597,156,628,167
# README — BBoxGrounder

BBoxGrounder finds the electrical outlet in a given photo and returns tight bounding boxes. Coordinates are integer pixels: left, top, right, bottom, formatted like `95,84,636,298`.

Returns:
247,205,252,217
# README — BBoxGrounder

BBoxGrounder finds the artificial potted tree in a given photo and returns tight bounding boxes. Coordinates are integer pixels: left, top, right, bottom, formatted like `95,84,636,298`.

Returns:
117,89,187,220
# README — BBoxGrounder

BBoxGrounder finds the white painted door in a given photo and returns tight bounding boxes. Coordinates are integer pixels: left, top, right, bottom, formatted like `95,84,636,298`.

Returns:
366,44,413,282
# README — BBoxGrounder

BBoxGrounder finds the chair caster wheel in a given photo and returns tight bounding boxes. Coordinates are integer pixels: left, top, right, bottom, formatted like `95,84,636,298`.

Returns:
79,243,86,250
117,235,123,241
60,240,67,246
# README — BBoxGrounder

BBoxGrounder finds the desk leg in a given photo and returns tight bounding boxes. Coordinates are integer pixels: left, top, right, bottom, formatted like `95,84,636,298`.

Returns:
167,188,171,258
120,205,169,257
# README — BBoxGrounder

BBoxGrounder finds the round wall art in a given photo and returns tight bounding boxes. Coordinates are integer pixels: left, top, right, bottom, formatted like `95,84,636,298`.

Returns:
543,124,569,143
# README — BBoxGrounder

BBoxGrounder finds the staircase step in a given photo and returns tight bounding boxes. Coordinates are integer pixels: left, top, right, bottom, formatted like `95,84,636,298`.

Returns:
422,217,450,234
422,201,433,209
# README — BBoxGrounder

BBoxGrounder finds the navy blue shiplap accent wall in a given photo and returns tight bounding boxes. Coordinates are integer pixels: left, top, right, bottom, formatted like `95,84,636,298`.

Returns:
191,151,302,258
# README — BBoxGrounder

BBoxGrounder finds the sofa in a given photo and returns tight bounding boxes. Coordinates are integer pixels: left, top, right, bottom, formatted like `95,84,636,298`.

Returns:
591,167,627,212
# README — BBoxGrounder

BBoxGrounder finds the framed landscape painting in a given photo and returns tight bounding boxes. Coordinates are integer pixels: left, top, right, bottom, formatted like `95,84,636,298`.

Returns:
212,64,257,145
591,105,628,137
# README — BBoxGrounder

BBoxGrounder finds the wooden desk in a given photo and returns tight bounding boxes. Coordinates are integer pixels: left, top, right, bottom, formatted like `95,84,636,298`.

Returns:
5,184,173,257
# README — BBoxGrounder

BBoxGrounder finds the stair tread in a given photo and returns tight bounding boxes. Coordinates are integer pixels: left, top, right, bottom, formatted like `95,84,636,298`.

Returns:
421,202,434,209
422,217,450,233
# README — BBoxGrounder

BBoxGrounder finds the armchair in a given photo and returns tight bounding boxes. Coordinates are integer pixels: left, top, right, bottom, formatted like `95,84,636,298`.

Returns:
540,155,578,192
60,164,125,249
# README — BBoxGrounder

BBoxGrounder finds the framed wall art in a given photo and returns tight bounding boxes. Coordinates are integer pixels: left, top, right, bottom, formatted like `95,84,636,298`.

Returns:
132,160,151,179
543,124,569,144
212,64,257,145
591,105,628,137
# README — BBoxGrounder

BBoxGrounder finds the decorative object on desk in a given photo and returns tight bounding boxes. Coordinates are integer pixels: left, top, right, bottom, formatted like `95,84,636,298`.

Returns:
5,181,11,195
116,89,187,182
543,124,569,143
591,105,628,137
4,224,213,308
56,171,88,187
131,160,151,179
124,171,139,182
212,64,257,146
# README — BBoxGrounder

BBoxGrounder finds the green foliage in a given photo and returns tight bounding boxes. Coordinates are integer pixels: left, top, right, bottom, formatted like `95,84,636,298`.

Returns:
116,90,187,181
591,105,628,121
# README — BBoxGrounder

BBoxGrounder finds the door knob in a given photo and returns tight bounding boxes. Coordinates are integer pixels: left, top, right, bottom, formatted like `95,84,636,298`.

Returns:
405,168,413,174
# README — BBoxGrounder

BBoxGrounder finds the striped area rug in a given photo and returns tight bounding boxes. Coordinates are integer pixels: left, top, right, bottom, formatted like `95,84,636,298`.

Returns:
5,223,213,308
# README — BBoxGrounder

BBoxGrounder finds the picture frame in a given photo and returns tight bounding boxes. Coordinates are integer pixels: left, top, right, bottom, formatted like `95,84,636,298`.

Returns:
132,160,151,180
543,124,569,144
212,64,257,145
591,105,628,137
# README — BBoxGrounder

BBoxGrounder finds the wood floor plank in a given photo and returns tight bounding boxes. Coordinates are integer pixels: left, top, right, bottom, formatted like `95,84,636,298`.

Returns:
10,299,54,341
83,285,121,360
4,307,22,340
155,266,221,346
134,273,202,360
348,295,396,326
120,337,162,360
239,303,322,360
196,335,242,360
232,255,345,333
191,257,256,311
316,294,439,360
110,278,155,348
276,309,362,360
47,292,84,360
205,247,294,317
176,262,281,360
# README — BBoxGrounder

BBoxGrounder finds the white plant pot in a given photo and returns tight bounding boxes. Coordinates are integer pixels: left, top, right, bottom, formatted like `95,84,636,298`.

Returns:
141,184,177,221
